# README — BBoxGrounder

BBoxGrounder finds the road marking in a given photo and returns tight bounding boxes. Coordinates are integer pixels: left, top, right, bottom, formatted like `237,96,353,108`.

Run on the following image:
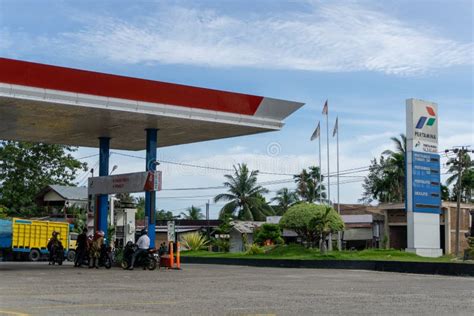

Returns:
32,301,177,310
0,310,30,316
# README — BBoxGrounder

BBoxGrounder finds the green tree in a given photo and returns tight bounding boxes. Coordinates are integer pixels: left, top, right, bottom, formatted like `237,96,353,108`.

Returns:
441,185,450,201
71,206,87,232
293,166,326,202
308,206,344,254
133,197,173,221
115,193,135,206
360,156,394,203
446,153,474,202
0,141,87,215
212,215,233,252
280,203,344,252
361,134,407,204
156,209,174,221
181,205,204,220
0,206,8,219
381,133,406,202
254,223,284,245
136,196,145,220
214,164,274,221
271,188,298,215
216,215,233,235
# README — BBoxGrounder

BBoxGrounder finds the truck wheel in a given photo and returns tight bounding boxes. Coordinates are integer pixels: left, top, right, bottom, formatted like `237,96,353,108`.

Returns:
29,249,41,262
67,250,76,262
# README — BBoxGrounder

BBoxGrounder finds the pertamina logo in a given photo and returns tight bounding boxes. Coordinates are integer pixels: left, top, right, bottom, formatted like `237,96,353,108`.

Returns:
415,106,436,129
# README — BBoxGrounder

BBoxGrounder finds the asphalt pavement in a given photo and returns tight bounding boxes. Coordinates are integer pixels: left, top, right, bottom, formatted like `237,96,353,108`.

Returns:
0,262,473,315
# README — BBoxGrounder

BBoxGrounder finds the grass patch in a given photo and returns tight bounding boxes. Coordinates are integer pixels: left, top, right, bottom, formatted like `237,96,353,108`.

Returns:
182,244,461,263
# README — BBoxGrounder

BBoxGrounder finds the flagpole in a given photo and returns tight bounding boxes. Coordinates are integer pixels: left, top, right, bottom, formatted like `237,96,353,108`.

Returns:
318,125,322,203
336,117,341,250
326,109,330,203
310,121,322,203
326,102,332,251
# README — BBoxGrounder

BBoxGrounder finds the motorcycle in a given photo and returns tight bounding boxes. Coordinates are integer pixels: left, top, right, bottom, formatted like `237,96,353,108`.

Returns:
121,241,157,270
49,243,64,265
78,244,112,269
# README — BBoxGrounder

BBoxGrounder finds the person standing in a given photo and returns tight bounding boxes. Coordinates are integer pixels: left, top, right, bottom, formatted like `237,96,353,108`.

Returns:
74,228,88,267
89,231,104,269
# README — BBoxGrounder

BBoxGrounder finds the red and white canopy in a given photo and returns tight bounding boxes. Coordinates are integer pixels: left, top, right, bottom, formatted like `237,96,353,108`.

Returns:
0,58,303,150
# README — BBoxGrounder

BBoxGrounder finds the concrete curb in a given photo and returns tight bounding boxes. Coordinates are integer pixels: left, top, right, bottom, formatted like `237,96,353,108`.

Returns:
182,257,474,276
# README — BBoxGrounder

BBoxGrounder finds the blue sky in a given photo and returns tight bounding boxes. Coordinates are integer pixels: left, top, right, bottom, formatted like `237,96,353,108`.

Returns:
1,0,473,218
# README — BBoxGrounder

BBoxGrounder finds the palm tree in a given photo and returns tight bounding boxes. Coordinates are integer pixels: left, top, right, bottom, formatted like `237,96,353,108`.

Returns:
214,163,274,221
381,133,406,202
361,134,407,204
181,205,204,220
293,166,326,202
446,153,474,202
271,188,298,215
382,133,407,157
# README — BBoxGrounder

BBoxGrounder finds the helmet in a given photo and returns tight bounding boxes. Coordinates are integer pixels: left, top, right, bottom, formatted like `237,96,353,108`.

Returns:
140,229,147,236
52,231,59,237
97,230,105,237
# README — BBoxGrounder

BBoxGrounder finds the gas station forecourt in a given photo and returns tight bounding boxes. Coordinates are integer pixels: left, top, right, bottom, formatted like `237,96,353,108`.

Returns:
0,262,473,315
0,57,303,246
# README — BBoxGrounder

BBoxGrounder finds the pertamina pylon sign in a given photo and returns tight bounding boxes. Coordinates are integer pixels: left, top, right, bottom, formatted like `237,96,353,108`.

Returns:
406,99,442,257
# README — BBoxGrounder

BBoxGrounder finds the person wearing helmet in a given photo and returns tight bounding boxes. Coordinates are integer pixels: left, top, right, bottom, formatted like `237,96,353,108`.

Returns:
74,228,88,267
47,231,61,265
89,230,104,269
129,229,150,270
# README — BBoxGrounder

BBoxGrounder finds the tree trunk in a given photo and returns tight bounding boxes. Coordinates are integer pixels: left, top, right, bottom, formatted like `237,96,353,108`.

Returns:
320,234,327,254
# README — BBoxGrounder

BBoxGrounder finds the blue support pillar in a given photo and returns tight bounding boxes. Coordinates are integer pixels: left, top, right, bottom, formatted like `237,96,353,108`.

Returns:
98,137,110,236
145,129,157,248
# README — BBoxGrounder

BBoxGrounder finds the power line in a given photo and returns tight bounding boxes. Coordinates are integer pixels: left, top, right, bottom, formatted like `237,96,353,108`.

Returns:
76,153,99,160
111,151,372,177
156,178,364,200
77,159,100,186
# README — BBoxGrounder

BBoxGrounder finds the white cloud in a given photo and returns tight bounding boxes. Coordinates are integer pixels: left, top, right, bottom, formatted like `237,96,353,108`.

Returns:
227,145,247,154
41,2,472,76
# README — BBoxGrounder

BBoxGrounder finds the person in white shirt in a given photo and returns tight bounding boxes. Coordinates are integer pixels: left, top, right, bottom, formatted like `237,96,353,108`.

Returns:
129,229,150,270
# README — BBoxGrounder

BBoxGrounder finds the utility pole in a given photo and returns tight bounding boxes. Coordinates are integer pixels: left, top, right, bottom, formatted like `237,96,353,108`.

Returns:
445,146,473,257
206,200,210,239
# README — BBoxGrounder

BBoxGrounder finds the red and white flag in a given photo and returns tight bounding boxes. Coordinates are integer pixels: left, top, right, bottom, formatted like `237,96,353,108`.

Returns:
322,100,328,115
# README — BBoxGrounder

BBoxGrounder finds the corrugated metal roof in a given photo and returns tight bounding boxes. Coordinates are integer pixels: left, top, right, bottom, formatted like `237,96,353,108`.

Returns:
231,221,264,234
48,185,88,201
342,214,373,224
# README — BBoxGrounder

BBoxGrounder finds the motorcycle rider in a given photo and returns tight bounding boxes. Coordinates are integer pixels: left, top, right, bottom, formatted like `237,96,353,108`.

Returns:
74,228,88,267
47,231,61,265
129,229,150,270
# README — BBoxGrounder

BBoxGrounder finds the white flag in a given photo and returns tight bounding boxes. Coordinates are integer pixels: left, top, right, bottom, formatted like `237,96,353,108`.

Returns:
310,122,320,141
332,117,338,137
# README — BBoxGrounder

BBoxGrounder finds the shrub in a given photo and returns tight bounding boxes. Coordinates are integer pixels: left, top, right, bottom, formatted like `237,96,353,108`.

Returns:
245,243,264,255
212,238,230,253
254,223,284,246
280,203,344,252
114,248,123,263
381,234,389,249
181,232,209,251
